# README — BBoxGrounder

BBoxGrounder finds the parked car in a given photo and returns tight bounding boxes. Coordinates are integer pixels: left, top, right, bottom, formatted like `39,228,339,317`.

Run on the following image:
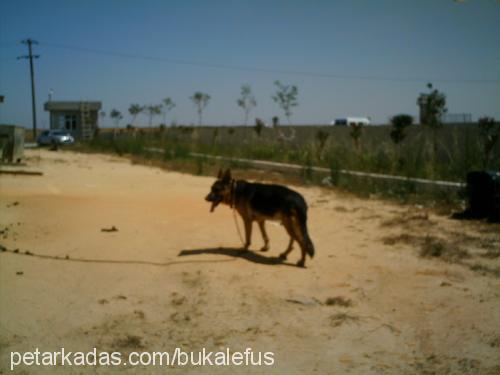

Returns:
37,130,75,146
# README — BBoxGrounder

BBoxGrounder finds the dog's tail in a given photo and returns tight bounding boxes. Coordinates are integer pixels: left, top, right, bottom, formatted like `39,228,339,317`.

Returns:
295,203,315,258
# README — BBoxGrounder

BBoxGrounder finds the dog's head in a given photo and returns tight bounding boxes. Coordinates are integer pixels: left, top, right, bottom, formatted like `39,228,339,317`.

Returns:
205,169,233,212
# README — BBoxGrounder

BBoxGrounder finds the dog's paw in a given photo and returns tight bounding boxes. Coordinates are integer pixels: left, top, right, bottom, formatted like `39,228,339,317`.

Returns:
260,245,269,252
296,259,306,268
279,253,288,260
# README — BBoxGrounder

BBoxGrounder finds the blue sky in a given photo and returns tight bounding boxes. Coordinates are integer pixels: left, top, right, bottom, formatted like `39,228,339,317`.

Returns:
1,0,499,128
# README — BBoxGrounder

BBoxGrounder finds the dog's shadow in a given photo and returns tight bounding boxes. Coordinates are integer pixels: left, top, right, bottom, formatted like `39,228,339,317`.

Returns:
178,247,298,267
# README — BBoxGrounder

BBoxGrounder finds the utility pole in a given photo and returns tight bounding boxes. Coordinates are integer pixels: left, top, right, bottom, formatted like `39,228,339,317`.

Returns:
18,39,40,139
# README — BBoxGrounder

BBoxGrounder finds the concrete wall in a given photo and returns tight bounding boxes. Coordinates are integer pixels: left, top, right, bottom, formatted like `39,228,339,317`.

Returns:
0,125,25,163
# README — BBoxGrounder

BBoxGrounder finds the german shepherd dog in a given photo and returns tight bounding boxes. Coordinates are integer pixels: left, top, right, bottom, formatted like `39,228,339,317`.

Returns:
205,169,315,267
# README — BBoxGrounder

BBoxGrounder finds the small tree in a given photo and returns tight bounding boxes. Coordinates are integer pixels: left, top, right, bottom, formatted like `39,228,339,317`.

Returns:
272,116,279,127
254,118,265,137
272,80,298,125
478,116,499,168
190,92,211,125
390,114,413,167
161,97,176,125
110,109,123,139
315,130,330,162
212,128,219,146
417,83,447,160
110,109,123,127
350,123,363,151
128,104,143,126
237,84,257,126
390,114,413,144
145,104,162,126
417,83,447,129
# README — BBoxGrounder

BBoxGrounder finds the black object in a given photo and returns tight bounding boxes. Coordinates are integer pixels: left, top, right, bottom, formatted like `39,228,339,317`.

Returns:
454,171,500,222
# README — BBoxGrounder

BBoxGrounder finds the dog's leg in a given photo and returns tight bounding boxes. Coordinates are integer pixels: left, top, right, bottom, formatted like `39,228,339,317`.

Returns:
242,218,253,251
279,237,294,260
279,218,296,261
281,215,306,267
258,221,270,252
296,249,306,268
291,216,307,268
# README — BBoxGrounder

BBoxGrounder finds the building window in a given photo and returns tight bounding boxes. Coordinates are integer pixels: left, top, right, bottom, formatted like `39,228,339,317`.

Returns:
65,115,77,130
58,115,65,129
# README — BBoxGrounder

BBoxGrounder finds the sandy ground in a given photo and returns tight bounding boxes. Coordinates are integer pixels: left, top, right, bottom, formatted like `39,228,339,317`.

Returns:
1,149,499,374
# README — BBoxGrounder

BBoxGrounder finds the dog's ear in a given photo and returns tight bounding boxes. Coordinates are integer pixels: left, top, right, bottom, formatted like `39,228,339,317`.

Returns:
222,169,231,182
217,169,223,179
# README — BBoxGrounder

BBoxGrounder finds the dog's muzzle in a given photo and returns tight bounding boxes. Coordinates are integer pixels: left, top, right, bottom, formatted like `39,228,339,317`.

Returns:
205,193,222,212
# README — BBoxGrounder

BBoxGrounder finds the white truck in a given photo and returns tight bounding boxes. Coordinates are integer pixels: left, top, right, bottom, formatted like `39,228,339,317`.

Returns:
331,117,371,126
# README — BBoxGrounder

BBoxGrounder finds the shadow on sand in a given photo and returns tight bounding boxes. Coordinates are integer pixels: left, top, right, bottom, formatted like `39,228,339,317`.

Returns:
0,245,236,267
0,245,299,268
178,247,298,267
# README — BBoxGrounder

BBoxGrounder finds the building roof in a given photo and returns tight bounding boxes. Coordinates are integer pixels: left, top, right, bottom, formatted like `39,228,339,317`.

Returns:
44,101,102,111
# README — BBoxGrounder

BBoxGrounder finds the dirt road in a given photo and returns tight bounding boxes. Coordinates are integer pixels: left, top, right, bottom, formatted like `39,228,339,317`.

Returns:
1,150,499,374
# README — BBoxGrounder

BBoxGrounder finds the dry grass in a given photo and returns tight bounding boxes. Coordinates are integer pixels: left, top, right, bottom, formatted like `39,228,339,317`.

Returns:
383,231,500,278
329,313,360,327
419,236,470,262
381,211,432,228
382,233,421,246
112,334,144,350
480,248,500,259
325,296,353,307
469,263,500,278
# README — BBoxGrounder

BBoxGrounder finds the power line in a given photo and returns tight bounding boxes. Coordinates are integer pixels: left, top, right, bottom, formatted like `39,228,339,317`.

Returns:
39,41,500,85
18,38,40,138
0,41,21,47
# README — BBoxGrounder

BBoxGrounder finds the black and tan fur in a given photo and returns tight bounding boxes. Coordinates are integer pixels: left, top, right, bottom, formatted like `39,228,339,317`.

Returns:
205,169,314,267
